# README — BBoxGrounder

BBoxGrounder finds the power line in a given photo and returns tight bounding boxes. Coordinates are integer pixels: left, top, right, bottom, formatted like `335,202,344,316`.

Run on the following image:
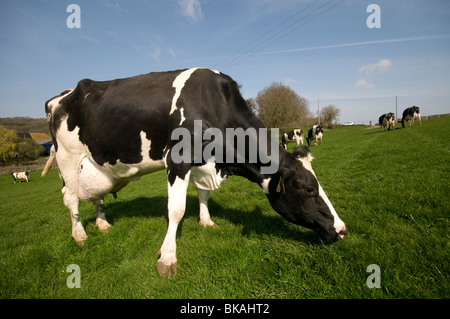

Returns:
212,0,321,70
213,0,345,71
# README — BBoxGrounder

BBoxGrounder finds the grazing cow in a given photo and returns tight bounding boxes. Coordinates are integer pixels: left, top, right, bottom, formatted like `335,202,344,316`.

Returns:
11,172,30,183
378,112,396,131
307,124,324,146
401,106,421,128
281,129,304,149
43,68,346,277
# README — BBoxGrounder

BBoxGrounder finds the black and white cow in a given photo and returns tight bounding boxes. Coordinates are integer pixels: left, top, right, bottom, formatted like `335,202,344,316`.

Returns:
281,129,303,149
401,106,421,128
378,112,396,131
43,68,346,277
11,171,30,183
307,124,324,146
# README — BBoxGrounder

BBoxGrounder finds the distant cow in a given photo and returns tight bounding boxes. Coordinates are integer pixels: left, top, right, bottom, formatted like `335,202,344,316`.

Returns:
11,172,30,183
378,112,396,131
307,124,324,146
401,106,421,128
281,129,303,149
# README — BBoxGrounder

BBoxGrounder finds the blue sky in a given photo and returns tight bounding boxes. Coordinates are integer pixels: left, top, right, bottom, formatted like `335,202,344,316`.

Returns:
0,0,449,124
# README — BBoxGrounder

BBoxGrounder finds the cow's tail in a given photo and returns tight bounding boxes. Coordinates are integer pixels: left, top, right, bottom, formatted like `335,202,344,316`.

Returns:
41,145,56,177
401,118,405,128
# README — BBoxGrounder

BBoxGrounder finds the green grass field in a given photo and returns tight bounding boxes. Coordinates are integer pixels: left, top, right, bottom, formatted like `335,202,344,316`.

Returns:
0,117,448,299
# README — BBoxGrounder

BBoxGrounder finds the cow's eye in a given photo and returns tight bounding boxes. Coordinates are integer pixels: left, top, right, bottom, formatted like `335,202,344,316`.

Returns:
303,186,317,197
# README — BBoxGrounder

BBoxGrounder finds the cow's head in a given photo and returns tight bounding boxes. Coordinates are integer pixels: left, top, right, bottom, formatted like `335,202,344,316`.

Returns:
316,124,324,134
267,146,346,244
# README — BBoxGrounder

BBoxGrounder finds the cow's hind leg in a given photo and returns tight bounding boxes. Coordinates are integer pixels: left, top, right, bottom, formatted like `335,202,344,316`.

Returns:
58,150,87,245
93,199,111,233
197,188,218,228
157,170,191,277
63,190,88,246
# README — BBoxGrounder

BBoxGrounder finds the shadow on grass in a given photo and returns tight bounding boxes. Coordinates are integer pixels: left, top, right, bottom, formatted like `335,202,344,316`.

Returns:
85,194,321,245
363,126,407,135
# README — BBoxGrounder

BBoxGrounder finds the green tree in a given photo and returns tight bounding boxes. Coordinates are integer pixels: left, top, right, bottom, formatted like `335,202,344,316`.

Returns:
15,138,45,161
0,125,17,162
255,82,310,129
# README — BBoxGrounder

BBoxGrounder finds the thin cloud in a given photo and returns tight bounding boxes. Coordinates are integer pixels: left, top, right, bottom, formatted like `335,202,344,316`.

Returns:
150,47,161,62
355,59,393,89
169,48,177,58
359,59,393,74
259,34,450,55
354,79,375,89
102,0,128,14
178,0,203,23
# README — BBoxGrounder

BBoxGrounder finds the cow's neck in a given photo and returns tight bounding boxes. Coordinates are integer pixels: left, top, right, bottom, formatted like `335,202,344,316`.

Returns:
220,144,289,188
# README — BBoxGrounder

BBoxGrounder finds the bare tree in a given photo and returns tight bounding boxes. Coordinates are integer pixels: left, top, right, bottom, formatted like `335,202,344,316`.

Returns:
320,104,340,128
246,98,258,114
255,82,310,129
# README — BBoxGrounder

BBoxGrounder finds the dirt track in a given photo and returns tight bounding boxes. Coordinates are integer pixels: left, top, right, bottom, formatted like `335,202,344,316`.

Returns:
0,157,56,175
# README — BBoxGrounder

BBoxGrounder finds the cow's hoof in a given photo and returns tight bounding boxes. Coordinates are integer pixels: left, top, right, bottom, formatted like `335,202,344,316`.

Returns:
72,232,87,246
96,219,111,233
199,220,219,228
74,237,87,247
157,261,177,277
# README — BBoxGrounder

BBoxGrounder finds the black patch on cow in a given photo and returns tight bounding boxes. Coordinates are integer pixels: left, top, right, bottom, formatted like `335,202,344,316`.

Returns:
54,71,187,165
293,146,311,159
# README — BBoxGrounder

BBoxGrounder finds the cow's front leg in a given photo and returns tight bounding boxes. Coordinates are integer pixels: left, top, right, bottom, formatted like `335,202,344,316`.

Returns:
197,188,218,228
157,171,191,277
93,199,111,233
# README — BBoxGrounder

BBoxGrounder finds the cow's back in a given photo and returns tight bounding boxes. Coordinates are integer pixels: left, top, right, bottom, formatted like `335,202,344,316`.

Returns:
47,68,250,168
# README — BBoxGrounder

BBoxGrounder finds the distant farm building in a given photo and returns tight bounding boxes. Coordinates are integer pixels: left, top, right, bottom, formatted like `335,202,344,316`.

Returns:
16,132,53,155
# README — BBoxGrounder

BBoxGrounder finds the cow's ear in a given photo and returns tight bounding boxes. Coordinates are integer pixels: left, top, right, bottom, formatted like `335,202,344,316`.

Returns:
276,167,295,193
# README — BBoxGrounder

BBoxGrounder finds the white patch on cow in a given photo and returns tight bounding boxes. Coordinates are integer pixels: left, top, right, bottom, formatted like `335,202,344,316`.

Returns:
103,131,164,179
211,69,220,74
261,177,271,194
318,183,345,237
197,188,216,227
47,89,74,114
169,68,199,116
140,131,152,162
190,158,226,190
56,122,86,155
297,153,315,171
83,93,91,103
158,172,192,273
79,156,117,201
57,123,164,198
296,155,345,236
179,107,186,125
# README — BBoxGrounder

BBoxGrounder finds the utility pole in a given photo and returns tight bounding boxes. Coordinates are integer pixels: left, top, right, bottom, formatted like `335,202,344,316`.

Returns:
395,95,398,123
318,100,320,125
